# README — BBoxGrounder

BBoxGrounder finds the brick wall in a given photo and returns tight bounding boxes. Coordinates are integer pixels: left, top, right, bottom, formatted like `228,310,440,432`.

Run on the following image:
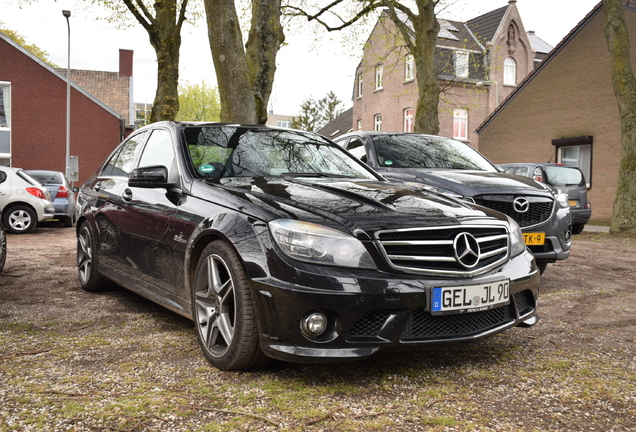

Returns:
0,37,123,185
478,10,626,222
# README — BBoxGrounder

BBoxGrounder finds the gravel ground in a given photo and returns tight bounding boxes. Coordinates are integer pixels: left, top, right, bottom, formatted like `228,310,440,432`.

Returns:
0,224,635,431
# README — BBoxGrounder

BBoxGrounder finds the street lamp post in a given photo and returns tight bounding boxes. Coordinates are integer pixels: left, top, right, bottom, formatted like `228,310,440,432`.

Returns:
63,10,71,181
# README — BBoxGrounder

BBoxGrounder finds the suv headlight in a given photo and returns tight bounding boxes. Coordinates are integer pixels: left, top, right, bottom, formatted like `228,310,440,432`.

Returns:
269,220,377,269
507,216,526,257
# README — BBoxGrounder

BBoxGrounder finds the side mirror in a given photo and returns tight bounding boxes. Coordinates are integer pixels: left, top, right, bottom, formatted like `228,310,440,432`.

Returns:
128,165,174,189
72,187,80,193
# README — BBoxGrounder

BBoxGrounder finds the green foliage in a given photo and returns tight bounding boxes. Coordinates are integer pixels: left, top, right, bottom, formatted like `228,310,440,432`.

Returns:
176,81,221,122
0,25,58,67
291,91,344,132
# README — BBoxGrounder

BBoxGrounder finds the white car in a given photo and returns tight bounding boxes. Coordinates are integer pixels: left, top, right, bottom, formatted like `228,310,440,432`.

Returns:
0,167,55,234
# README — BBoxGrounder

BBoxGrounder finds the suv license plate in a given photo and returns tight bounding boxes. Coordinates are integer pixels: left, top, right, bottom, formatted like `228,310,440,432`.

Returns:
431,280,510,315
523,232,545,245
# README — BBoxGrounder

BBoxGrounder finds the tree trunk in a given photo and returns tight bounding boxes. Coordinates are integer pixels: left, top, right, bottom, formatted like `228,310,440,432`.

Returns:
603,0,636,234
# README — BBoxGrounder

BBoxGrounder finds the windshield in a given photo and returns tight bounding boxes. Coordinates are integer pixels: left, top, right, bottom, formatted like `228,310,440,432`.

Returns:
371,135,496,171
544,166,585,187
183,126,378,180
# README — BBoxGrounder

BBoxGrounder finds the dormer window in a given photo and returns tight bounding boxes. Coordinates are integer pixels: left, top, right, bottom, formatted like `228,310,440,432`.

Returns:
454,51,469,78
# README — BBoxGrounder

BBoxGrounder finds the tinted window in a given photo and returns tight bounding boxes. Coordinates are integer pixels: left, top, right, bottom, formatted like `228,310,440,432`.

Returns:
371,135,496,171
0,170,6,184
101,131,147,177
184,126,377,180
26,171,64,185
138,129,175,169
544,166,585,187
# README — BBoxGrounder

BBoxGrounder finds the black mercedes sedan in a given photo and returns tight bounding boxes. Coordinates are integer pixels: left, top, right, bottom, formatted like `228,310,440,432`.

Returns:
76,122,540,370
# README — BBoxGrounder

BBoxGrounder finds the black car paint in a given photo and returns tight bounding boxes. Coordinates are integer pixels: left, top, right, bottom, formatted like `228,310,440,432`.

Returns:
77,122,540,366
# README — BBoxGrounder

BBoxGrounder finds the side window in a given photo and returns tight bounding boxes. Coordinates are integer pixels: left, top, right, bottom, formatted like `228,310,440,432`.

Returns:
0,170,6,184
346,138,367,163
101,131,147,177
138,129,175,169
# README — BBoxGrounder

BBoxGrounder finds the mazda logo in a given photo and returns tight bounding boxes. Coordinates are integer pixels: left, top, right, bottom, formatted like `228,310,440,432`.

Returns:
513,197,530,213
454,232,481,268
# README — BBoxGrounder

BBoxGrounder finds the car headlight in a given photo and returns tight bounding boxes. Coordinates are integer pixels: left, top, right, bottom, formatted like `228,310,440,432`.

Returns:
556,191,569,208
269,220,377,269
507,216,526,257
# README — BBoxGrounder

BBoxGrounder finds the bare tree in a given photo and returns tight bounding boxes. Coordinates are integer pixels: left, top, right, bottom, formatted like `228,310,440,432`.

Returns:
603,0,636,234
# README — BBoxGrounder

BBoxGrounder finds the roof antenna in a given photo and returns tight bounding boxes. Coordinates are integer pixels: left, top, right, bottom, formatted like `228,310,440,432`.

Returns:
547,156,552,163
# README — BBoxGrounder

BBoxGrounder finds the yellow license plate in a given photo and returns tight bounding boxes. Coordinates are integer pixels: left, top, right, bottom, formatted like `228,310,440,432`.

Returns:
523,233,545,245
568,200,577,206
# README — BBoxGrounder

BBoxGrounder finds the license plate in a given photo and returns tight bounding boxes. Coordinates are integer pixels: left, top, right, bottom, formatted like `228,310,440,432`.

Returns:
568,200,577,206
431,280,510,315
523,232,545,245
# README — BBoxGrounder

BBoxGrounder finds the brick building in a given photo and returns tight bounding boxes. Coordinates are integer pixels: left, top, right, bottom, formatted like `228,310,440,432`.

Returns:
477,2,635,223
0,32,125,185
352,0,550,149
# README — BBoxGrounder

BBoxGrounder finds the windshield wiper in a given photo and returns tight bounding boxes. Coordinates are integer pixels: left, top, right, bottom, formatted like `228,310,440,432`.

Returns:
281,172,353,178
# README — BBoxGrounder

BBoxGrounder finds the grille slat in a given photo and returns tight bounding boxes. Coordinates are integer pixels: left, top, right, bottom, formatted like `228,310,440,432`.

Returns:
376,225,510,277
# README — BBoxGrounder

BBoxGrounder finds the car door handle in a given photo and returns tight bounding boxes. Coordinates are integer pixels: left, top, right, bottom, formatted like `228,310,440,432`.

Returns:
94,181,102,191
122,188,133,202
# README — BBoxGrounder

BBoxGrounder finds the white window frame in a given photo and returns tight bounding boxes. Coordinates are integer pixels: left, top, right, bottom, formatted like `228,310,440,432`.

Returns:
453,108,468,141
558,144,592,188
0,82,11,163
357,73,363,98
404,108,414,132
375,65,384,90
357,119,362,130
277,120,291,128
405,54,415,82
374,114,382,131
454,51,469,79
504,57,517,86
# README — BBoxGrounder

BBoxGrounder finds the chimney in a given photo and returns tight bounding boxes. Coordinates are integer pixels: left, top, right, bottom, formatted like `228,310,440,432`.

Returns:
119,49,133,78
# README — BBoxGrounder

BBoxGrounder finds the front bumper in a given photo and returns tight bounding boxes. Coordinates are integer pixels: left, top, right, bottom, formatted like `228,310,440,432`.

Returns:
250,250,540,363
525,205,571,264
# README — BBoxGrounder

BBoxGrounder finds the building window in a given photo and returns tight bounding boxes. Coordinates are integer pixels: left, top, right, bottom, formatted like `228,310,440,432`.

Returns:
357,119,362,130
405,54,415,81
375,65,384,90
454,51,469,78
504,57,517,86
0,82,11,161
374,114,382,131
453,108,468,141
357,74,363,98
553,136,593,187
404,108,414,132
277,120,291,128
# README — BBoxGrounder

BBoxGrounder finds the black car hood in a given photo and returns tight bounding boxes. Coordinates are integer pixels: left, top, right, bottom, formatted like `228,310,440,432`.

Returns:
378,168,553,198
198,177,506,238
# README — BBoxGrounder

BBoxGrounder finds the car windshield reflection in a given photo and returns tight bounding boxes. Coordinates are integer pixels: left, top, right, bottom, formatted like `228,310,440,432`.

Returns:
183,126,377,180
371,135,496,172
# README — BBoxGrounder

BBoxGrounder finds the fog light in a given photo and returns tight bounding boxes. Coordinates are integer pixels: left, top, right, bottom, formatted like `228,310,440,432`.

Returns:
301,312,327,337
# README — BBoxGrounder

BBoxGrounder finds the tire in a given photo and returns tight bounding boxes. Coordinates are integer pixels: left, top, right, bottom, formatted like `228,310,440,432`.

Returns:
77,221,109,292
537,261,548,276
3,205,37,234
572,224,585,235
192,241,268,371
0,226,6,273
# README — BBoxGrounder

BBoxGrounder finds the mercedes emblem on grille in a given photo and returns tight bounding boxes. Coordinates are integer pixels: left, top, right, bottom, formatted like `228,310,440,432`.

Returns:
513,197,530,213
454,232,480,268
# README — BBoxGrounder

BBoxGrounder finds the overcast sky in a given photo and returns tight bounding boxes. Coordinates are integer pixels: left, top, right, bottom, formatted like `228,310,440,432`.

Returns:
2,0,601,116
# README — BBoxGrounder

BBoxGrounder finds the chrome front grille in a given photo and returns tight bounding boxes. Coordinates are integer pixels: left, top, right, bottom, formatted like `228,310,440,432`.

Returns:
376,224,510,277
473,195,554,228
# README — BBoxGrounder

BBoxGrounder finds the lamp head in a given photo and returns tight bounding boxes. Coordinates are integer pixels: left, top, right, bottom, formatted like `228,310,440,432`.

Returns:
62,10,71,18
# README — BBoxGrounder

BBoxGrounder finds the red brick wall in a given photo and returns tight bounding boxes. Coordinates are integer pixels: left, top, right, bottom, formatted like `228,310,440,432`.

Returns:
478,10,625,222
1,37,122,185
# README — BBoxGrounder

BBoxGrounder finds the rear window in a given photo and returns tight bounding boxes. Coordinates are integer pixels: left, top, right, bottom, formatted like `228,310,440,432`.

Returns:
26,172,64,185
544,166,585,187
16,170,42,187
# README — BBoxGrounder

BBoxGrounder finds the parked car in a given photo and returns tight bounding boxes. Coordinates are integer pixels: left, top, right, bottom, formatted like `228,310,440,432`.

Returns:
0,167,54,234
500,163,591,235
333,132,572,275
0,215,6,272
76,122,540,370
25,170,76,227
